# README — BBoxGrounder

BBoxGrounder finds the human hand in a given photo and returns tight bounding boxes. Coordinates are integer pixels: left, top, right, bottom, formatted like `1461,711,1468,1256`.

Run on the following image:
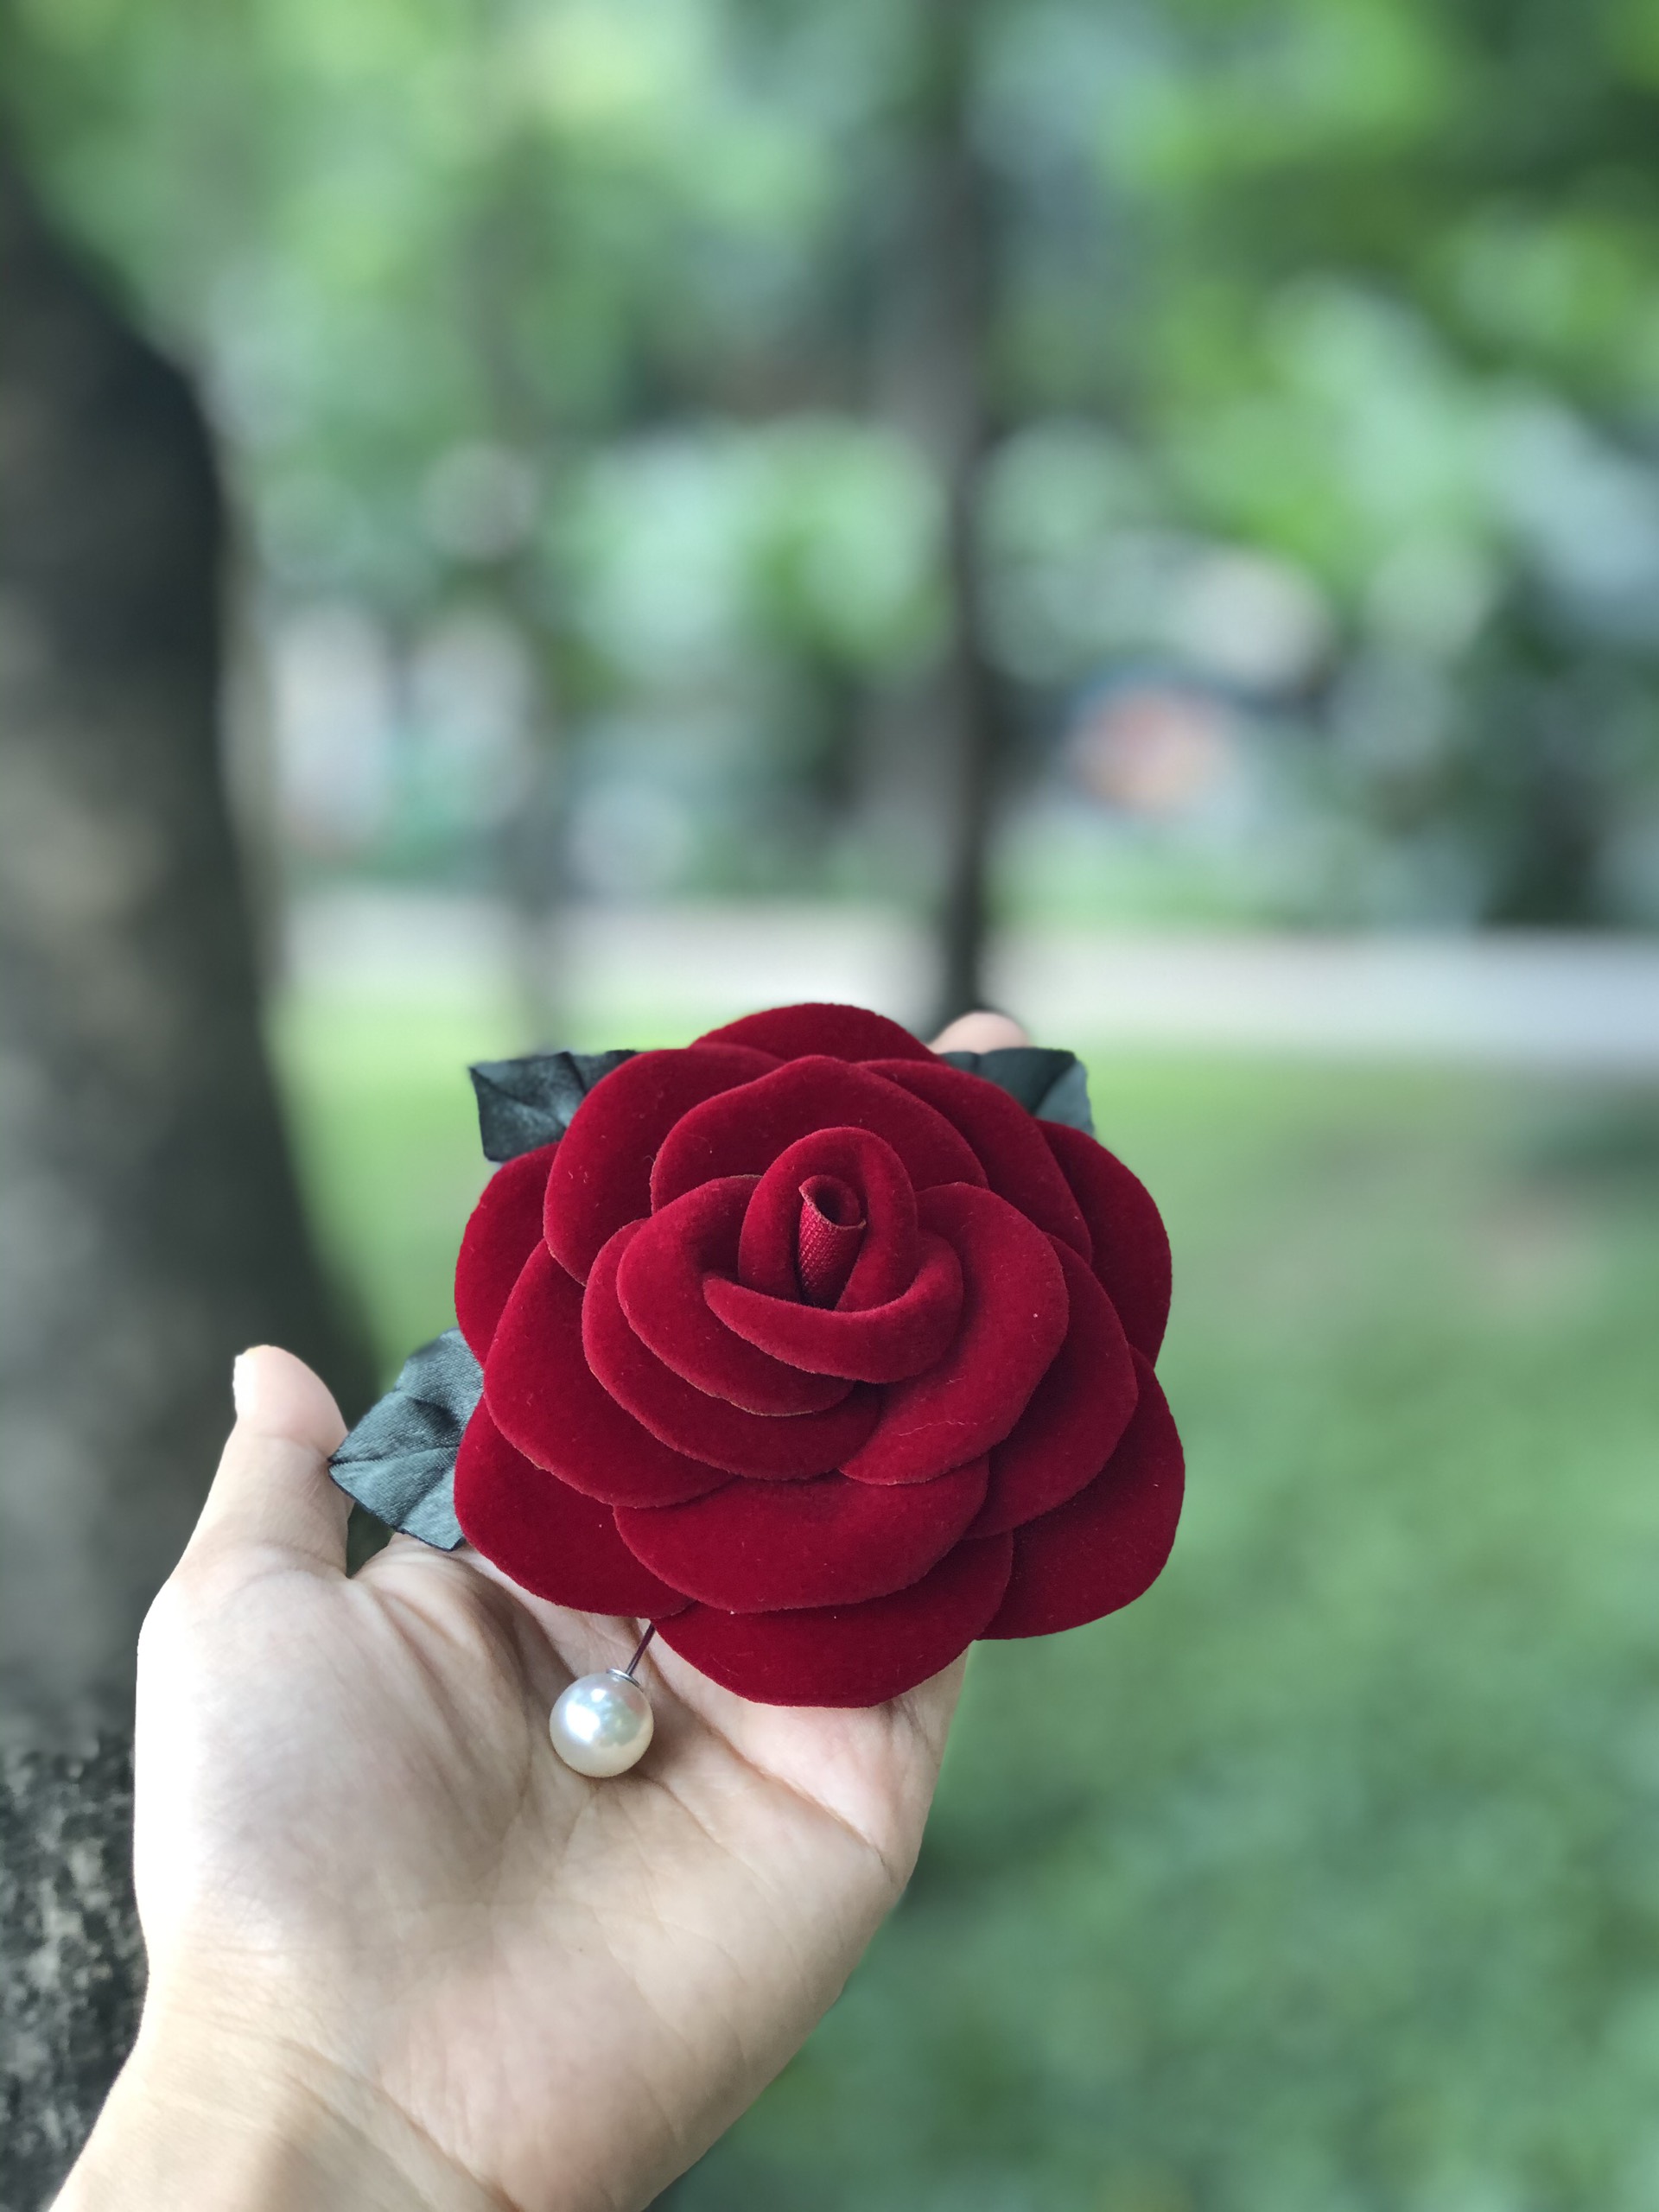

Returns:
60,1012,1026,2212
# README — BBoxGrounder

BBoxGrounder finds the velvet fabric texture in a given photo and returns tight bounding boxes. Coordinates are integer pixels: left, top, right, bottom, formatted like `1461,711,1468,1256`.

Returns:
453,1001,1180,1707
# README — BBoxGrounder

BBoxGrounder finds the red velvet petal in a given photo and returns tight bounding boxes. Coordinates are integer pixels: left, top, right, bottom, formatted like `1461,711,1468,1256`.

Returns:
982,1354,1183,1639
737,1128,919,1312
842,1185,1069,1486
584,1224,881,1477
658,1532,1014,1706
696,1001,935,1064
543,1044,778,1281
651,1058,986,1215
864,1059,1091,1261
615,1179,852,1414
706,1233,962,1383
969,1240,1140,1538
614,1460,987,1613
1041,1122,1173,1360
454,1403,690,1617
454,1143,559,1361
483,1243,727,1507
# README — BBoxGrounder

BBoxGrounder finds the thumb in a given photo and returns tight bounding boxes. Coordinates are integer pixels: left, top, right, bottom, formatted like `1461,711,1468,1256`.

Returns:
184,1344,351,1573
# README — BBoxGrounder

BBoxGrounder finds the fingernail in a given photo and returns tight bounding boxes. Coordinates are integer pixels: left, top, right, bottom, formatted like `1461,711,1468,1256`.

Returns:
232,1351,255,1421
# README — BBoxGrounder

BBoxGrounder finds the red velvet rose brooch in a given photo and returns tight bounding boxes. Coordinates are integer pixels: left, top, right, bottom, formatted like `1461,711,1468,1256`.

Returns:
332,1001,1182,1716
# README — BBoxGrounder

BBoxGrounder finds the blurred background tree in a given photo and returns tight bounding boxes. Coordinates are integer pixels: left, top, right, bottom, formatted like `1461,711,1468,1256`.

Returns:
12,0,1659,975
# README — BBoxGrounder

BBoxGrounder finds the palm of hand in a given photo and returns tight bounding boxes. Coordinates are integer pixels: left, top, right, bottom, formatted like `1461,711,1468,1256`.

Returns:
137,1444,959,2212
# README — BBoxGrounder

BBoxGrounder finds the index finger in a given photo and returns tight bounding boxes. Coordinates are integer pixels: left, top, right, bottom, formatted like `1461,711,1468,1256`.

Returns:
929,1009,1028,1053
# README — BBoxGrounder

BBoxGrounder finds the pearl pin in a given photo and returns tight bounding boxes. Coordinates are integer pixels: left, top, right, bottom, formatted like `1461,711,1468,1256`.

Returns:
550,1625,656,1777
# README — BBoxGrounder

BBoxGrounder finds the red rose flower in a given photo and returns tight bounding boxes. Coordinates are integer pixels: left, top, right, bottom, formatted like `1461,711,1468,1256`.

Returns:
450,1002,1182,1707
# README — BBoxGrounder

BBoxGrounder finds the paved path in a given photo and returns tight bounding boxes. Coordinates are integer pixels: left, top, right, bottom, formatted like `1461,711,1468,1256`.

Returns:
286,892,1659,1073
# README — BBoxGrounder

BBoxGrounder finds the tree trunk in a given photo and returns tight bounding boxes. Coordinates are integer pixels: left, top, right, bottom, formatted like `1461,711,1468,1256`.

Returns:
895,0,1001,1026
0,134,372,2207
1477,604,1608,926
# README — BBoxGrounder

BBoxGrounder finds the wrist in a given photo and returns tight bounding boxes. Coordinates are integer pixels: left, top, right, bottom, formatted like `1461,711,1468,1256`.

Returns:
57,2007,493,2212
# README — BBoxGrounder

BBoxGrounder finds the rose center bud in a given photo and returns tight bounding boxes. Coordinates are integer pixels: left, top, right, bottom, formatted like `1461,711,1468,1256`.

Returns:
795,1173,866,1306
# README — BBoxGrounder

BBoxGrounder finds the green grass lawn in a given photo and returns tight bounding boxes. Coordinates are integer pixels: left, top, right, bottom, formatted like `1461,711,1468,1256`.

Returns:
273,997,1659,2212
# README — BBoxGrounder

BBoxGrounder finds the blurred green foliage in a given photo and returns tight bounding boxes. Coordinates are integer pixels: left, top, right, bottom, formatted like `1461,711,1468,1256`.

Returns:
275,995,1659,2208
13,0,1659,924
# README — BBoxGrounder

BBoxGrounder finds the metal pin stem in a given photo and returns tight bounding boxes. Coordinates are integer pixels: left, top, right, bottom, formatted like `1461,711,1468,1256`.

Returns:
621,1623,657,1681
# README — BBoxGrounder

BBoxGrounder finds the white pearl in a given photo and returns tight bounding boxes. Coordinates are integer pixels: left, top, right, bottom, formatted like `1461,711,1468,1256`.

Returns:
550,1669,654,1777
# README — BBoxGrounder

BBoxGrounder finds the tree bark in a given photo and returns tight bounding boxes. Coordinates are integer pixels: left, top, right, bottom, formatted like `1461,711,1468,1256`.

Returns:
1,1740,144,2204
0,134,372,2207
